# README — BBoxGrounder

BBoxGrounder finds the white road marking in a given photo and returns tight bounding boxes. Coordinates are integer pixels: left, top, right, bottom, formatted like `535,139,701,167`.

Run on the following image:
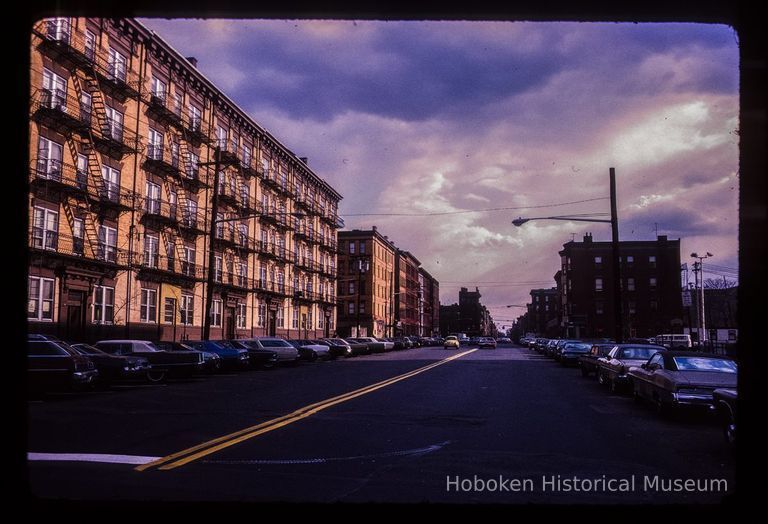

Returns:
28,452,160,465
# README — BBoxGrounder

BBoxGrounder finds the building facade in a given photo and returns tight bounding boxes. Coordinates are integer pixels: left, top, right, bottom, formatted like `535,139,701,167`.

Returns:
439,287,495,337
558,234,683,340
528,287,559,337
419,267,440,336
336,228,396,338
395,250,422,336
28,18,342,343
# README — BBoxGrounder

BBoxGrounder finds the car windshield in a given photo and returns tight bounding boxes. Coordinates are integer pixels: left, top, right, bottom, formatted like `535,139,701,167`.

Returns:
71,344,104,355
144,342,162,352
446,336,457,341
258,339,294,348
619,347,663,360
327,339,347,345
673,357,737,373
564,343,591,351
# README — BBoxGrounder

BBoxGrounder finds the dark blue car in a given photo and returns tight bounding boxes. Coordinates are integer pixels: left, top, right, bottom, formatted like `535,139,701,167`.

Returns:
185,340,250,369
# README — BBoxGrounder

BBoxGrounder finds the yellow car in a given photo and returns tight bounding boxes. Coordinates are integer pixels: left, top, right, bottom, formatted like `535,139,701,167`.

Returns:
444,336,460,349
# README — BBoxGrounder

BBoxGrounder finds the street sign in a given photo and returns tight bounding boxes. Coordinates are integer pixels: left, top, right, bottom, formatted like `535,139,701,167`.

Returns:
682,290,692,307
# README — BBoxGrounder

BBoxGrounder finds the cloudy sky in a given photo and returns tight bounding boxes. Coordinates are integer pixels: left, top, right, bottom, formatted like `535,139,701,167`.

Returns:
139,18,740,328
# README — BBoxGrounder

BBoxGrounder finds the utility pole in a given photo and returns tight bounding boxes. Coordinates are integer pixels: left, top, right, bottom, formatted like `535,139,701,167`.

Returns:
202,147,223,341
610,167,624,344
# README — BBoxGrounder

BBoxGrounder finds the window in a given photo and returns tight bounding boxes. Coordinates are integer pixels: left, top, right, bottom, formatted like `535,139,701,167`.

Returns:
146,181,161,214
182,246,196,276
184,200,197,228
188,104,202,132
594,256,602,268
167,239,176,271
28,276,54,321
42,68,66,109
79,91,92,127
292,308,299,329
348,302,355,314
72,218,84,255
37,136,63,179
595,302,604,315
76,154,88,189
84,29,96,61
242,143,252,166
169,190,177,219
359,241,366,254
187,151,199,179
258,302,266,327
276,305,284,328
649,277,658,289
104,105,124,141
216,125,227,150
236,303,246,329
107,47,127,81
349,282,355,294
143,234,159,268
648,255,657,268
148,128,163,160
215,213,224,239
32,207,58,250
140,288,157,323
277,270,285,294
595,278,603,291
46,17,71,42
349,241,356,254
164,297,177,324
240,183,250,207
627,278,635,291
151,76,166,101
214,255,223,282
628,301,636,315
171,92,183,117
360,302,366,314
93,286,114,324
98,224,117,262
236,259,247,287
211,299,222,327
259,265,267,287
180,294,194,325
624,255,634,267
101,165,120,202
238,224,248,247
650,300,658,312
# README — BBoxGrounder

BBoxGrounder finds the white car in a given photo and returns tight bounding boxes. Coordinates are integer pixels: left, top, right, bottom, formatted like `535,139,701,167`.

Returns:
238,337,300,364
289,339,333,361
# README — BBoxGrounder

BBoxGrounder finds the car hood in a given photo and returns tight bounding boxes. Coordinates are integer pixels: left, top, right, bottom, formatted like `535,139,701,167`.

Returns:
618,358,653,367
672,371,738,388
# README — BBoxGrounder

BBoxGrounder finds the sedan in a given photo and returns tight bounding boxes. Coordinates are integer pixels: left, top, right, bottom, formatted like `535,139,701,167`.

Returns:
70,343,151,385
320,338,356,358
288,339,333,361
224,340,278,369
579,343,616,377
559,342,592,366
153,341,221,373
94,339,205,380
350,337,394,353
629,351,738,415
182,340,250,370
596,344,668,393
478,337,497,349
237,337,301,365
28,335,98,392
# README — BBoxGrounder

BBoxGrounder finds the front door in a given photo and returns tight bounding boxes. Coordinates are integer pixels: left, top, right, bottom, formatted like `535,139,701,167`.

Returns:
225,307,235,339
267,310,277,337
65,290,86,341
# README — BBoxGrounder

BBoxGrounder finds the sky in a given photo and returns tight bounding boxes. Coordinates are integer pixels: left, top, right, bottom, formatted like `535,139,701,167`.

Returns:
138,18,740,329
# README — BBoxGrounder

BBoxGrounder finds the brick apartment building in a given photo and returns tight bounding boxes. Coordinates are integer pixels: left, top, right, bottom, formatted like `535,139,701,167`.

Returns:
28,18,343,342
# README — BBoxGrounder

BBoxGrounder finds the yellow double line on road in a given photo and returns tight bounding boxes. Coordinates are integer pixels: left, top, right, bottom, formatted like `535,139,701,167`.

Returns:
137,348,477,471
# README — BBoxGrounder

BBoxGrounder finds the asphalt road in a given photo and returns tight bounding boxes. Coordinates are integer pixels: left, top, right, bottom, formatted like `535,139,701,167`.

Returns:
26,344,735,504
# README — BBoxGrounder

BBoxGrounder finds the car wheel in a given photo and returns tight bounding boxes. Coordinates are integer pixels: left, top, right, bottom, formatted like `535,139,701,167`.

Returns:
724,420,736,445
597,371,607,386
146,370,166,383
262,361,275,369
346,348,353,358
311,351,318,362
608,378,618,394
654,396,669,417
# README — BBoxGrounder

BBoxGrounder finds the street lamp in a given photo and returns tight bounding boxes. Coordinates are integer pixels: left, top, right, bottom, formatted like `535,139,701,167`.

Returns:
199,147,308,340
690,251,713,346
511,168,623,343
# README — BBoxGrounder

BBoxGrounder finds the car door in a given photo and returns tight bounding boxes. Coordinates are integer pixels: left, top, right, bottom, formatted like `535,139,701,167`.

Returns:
641,353,666,399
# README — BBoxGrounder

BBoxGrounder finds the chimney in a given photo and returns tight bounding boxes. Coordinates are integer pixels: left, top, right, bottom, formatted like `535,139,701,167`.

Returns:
186,56,198,68
299,157,308,165
372,225,377,232
583,233,593,243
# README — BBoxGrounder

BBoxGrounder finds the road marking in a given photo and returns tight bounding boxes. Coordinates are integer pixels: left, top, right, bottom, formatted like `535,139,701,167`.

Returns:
137,348,477,472
28,452,160,465
203,440,452,465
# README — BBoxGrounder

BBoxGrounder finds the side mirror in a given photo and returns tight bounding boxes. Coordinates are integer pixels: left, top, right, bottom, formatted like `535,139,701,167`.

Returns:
641,363,648,370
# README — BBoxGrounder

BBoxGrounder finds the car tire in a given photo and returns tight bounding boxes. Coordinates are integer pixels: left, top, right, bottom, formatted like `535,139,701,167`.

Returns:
146,370,167,383
597,371,607,386
608,378,618,394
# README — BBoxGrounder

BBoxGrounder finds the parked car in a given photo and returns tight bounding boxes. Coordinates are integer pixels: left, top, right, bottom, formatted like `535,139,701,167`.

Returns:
288,339,333,361
350,337,394,353
579,343,617,377
713,388,737,445
153,341,221,373
28,335,99,392
596,344,668,393
181,340,250,370
225,340,279,369
551,339,576,359
444,335,460,349
237,337,301,365
70,343,152,385
629,351,738,415
478,337,497,349
322,338,367,357
405,336,421,348
559,341,592,366
94,339,205,380
497,337,511,344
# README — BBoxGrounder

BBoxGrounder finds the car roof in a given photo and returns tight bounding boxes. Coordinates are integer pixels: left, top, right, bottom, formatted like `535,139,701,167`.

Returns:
664,351,734,359
95,339,153,344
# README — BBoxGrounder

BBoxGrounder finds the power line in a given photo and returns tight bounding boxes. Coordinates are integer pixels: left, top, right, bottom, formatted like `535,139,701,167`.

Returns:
341,197,609,217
